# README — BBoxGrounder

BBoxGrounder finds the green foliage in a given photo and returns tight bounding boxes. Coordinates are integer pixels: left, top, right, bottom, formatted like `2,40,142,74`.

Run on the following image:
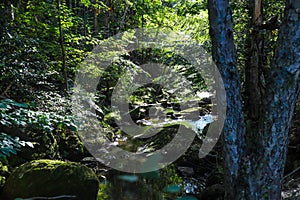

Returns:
0,98,76,132
0,97,83,163
230,0,249,72
0,162,9,189
0,132,33,163
0,0,294,198
231,0,285,72
0,0,98,99
97,182,109,200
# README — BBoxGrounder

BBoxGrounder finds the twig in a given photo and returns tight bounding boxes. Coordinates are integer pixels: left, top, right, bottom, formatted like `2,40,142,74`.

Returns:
20,195,76,200
1,82,13,96
284,166,300,180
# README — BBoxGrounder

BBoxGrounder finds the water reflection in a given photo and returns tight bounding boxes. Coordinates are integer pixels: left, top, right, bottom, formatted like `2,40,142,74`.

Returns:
96,165,208,199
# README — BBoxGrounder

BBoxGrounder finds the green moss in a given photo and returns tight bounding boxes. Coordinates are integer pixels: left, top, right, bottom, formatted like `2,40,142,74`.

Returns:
97,183,109,200
0,161,10,190
1,159,99,200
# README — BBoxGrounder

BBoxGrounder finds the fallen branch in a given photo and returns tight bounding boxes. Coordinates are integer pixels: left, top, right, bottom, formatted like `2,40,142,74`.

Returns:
19,195,76,200
284,166,300,180
1,82,13,96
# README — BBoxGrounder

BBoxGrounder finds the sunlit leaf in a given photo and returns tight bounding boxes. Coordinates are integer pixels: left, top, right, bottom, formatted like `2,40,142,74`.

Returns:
25,142,34,148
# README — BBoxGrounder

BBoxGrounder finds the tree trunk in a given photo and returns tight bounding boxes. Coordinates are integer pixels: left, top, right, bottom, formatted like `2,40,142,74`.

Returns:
245,0,300,198
83,5,87,36
245,0,263,124
57,0,68,90
94,7,98,34
208,0,300,199
207,1,246,199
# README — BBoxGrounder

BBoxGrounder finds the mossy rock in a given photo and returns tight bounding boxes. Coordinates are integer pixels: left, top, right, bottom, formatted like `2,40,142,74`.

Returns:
1,159,99,200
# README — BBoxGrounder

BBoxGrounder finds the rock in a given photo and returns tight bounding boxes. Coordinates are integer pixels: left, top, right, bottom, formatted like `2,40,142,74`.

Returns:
177,166,194,176
1,159,99,200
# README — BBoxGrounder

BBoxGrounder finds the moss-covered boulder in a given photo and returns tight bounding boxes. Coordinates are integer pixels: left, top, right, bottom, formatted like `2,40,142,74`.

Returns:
1,159,99,200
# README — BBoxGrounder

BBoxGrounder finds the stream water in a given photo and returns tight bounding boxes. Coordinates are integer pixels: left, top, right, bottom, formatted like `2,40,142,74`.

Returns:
91,113,217,199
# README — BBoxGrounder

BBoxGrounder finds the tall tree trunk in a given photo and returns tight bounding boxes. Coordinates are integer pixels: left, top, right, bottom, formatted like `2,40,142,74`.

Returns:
58,0,68,90
104,0,112,37
83,5,87,36
208,0,300,199
207,1,246,199
245,0,300,198
94,7,98,34
245,0,263,124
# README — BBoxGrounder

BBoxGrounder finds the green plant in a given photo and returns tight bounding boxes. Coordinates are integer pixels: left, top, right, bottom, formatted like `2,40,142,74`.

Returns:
0,98,77,132
0,132,33,163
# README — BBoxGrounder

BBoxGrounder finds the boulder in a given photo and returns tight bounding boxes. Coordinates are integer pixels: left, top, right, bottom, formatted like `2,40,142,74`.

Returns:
1,159,99,200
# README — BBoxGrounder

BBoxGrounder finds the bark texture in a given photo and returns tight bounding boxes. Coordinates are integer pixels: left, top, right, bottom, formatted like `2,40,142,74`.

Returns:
207,1,246,199
245,0,264,124
208,0,300,199
246,0,300,198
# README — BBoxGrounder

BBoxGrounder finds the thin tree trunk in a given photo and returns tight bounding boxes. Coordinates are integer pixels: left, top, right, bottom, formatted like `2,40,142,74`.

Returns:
83,5,87,36
245,0,263,124
103,0,112,37
94,7,98,34
58,0,68,90
207,1,246,199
